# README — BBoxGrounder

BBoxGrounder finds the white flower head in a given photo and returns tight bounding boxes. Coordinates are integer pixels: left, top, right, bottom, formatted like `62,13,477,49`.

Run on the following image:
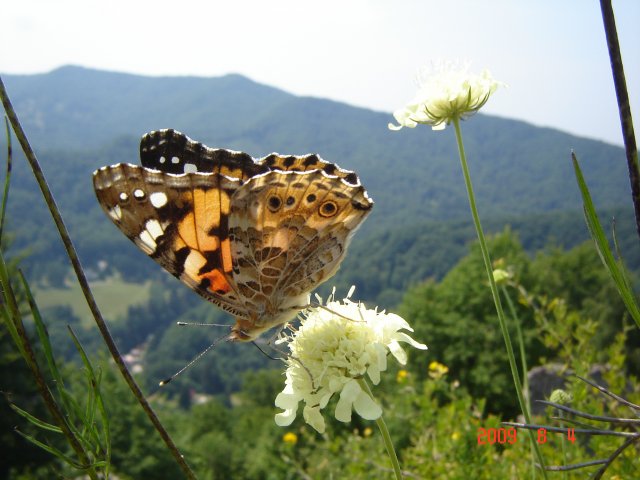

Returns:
274,288,427,433
389,61,503,131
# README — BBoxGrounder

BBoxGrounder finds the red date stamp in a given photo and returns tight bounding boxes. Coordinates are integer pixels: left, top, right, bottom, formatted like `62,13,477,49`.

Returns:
477,427,576,445
477,427,518,445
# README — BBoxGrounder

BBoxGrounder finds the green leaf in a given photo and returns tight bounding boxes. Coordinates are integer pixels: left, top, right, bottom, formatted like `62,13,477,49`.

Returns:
10,404,63,433
18,269,67,390
572,152,640,328
0,116,12,240
14,429,84,469
0,251,28,358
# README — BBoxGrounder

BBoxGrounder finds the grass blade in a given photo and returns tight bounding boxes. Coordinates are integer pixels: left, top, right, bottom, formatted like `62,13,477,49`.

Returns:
0,116,12,240
18,270,66,389
572,152,640,328
10,404,63,433
14,429,84,469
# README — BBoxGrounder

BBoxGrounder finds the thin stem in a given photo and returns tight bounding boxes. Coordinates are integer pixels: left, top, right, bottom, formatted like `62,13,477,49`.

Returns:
599,0,640,240
358,378,402,480
452,118,547,477
500,285,529,402
0,76,198,480
500,285,536,480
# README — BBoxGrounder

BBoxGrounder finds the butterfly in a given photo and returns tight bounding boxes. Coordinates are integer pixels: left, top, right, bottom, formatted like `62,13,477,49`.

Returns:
93,129,373,342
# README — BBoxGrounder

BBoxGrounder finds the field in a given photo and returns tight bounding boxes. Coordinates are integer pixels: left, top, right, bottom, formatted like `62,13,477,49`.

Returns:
34,276,152,325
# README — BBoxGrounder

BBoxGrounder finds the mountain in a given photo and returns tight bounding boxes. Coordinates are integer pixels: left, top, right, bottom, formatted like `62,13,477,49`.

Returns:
1,66,634,293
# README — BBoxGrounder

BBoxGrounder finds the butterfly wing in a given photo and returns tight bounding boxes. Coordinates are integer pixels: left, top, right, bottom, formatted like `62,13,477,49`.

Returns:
227,169,373,338
140,129,362,184
92,163,248,318
140,129,267,179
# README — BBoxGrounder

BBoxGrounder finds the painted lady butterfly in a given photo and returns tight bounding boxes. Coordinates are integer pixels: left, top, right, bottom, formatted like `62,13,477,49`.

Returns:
93,130,373,341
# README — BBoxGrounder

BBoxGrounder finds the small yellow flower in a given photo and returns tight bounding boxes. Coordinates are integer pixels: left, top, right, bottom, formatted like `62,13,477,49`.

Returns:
396,369,409,383
363,427,373,437
451,431,461,441
428,361,449,379
282,432,298,445
389,62,503,131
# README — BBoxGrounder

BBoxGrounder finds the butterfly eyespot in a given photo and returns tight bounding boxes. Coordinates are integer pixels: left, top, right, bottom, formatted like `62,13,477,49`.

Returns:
306,193,317,203
318,200,338,217
267,195,282,212
286,196,295,206
119,192,129,202
133,189,146,200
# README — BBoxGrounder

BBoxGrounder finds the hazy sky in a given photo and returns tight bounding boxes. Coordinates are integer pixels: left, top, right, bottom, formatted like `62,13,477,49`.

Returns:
1,1,639,146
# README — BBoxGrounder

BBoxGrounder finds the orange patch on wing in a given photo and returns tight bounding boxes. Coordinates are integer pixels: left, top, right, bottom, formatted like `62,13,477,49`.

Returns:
221,238,232,273
193,189,218,251
188,188,230,251
178,212,197,248
203,268,232,294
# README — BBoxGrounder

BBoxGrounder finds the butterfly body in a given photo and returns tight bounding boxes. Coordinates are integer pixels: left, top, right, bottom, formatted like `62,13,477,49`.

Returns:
93,130,373,341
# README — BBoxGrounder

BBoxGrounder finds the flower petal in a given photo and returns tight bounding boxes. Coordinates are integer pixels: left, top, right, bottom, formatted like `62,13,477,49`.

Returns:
303,405,326,433
275,391,300,410
275,409,296,426
334,379,361,422
353,390,382,420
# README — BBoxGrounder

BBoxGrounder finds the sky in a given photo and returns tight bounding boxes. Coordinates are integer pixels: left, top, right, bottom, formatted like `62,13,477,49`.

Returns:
1,0,639,146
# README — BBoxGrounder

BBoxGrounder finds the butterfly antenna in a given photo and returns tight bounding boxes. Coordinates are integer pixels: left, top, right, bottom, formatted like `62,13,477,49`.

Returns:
159,332,231,386
250,340,284,361
308,301,364,323
176,321,230,327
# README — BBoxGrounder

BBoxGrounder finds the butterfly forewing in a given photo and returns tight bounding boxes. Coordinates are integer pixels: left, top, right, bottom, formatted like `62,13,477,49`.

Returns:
93,163,248,317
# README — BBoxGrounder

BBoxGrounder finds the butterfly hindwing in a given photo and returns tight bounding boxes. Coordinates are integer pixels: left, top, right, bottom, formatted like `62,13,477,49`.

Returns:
228,169,372,317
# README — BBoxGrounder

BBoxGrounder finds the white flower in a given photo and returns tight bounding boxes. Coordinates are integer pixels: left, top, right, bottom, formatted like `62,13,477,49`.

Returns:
274,288,427,433
389,62,503,131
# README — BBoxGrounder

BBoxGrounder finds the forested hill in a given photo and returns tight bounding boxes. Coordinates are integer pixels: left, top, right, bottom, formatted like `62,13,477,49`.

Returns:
1,65,634,290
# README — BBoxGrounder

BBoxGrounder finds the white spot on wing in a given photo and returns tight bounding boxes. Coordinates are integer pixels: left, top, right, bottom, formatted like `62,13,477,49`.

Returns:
119,192,129,201
145,219,164,240
137,231,157,253
108,204,122,221
150,191,168,208
134,189,145,199
184,163,197,174
183,249,206,276
171,156,180,164
159,156,166,164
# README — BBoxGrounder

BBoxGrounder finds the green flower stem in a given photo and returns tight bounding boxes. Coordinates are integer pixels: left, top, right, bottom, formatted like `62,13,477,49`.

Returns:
500,285,529,402
452,118,547,478
500,285,535,480
357,378,402,480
